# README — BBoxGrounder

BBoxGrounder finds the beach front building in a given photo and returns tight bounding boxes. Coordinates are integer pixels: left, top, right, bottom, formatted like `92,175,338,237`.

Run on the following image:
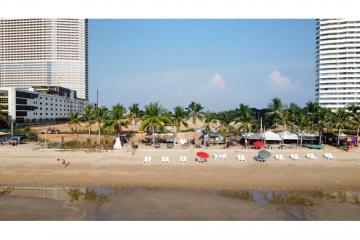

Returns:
0,19,88,100
316,19,360,110
0,86,87,124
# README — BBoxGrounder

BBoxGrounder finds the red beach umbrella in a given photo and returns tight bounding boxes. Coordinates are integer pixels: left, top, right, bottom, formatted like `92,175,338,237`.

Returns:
253,141,266,148
196,151,209,158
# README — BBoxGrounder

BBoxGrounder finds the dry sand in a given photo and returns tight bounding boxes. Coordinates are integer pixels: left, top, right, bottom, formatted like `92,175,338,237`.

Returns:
1,142,360,191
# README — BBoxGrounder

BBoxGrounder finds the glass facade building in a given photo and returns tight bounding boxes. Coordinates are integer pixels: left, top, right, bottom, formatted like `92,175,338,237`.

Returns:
0,19,88,100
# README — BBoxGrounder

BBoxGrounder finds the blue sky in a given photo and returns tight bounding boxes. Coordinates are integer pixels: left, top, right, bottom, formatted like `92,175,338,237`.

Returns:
89,19,316,111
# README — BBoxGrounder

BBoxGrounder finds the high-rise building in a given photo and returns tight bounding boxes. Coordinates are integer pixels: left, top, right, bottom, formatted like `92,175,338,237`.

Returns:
316,19,360,110
0,19,88,100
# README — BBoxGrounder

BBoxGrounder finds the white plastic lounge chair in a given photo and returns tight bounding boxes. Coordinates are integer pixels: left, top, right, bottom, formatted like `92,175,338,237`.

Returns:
278,154,285,161
294,153,300,160
240,154,246,161
311,153,317,160
324,152,335,160
144,156,151,165
179,156,184,163
328,153,335,160
161,156,166,164
214,154,219,160
183,156,187,163
236,154,241,161
275,154,280,160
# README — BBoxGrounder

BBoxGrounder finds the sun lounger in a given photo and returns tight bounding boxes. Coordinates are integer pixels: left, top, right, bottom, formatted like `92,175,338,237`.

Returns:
161,156,169,164
307,153,316,160
236,154,245,161
143,156,151,165
323,152,335,160
290,153,300,161
213,154,219,160
179,156,187,164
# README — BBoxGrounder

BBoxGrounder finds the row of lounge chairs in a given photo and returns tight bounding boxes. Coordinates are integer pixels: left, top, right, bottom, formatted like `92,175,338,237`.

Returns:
143,155,188,165
213,153,227,160
143,152,336,165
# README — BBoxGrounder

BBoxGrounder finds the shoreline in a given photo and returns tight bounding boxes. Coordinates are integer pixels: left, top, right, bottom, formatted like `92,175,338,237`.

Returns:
1,143,360,192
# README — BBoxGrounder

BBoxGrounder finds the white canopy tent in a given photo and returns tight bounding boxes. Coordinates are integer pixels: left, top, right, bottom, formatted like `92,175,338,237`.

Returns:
277,131,299,141
263,130,283,141
246,133,264,140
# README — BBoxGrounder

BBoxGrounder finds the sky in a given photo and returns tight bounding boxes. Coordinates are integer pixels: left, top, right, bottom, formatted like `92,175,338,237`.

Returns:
88,19,316,111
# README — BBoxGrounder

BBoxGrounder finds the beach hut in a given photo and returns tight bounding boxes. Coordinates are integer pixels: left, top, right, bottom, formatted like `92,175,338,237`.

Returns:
277,131,299,144
263,131,282,145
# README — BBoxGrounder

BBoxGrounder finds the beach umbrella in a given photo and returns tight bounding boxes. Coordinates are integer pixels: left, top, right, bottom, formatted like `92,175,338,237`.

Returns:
196,151,209,159
253,141,266,148
258,149,271,159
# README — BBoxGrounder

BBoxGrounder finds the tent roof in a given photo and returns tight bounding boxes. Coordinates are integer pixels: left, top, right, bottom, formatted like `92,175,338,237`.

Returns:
264,131,283,141
277,131,299,140
246,133,264,140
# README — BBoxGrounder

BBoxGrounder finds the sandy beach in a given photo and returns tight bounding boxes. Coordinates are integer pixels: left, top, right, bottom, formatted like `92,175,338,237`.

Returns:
0,142,360,191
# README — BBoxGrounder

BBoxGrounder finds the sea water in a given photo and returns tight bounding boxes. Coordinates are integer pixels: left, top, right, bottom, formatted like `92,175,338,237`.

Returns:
1,186,360,220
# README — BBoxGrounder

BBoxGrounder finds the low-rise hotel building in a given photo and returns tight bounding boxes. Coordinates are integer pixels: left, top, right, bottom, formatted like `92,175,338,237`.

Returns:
0,86,87,123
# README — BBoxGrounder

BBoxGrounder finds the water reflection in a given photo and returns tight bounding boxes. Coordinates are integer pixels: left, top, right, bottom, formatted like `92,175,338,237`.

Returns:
218,190,360,208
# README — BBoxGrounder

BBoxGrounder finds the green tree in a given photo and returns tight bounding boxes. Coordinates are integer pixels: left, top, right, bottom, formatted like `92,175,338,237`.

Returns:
105,104,129,138
186,101,204,126
93,106,108,145
202,111,216,133
316,107,332,145
286,103,301,130
128,103,143,126
68,112,82,142
83,105,95,142
333,108,349,146
304,101,320,131
235,104,256,147
266,97,287,130
351,112,360,146
140,102,171,145
171,106,189,133
295,112,310,147
216,111,235,147
0,105,9,127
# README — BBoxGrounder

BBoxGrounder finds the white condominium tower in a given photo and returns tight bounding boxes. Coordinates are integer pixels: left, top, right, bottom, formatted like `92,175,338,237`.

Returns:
0,19,88,100
316,19,360,110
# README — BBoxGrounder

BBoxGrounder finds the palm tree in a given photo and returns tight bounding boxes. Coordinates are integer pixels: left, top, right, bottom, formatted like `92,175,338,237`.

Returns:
128,103,142,126
105,104,129,142
186,101,204,126
202,111,216,133
83,105,95,142
266,97,287,130
235,104,256,147
68,112,82,142
295,112,310,147
351,112,360,146
171,106,189,133
0,105,9,127
140,102,171,145
316,107,332,145
93,106,108,145
333,108,349,146
216,111,235,147
286,103,301,130
304,101,320,131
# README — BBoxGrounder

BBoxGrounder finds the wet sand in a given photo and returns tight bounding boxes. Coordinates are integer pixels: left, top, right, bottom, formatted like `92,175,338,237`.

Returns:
1,143,360,191
1,186,360,220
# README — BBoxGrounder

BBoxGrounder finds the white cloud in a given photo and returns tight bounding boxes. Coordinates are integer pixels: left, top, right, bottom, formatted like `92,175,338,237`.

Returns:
266,70,300,92
209,73,226,89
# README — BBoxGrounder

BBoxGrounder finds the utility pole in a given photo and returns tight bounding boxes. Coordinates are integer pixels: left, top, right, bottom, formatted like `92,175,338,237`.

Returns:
96,89,99,108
